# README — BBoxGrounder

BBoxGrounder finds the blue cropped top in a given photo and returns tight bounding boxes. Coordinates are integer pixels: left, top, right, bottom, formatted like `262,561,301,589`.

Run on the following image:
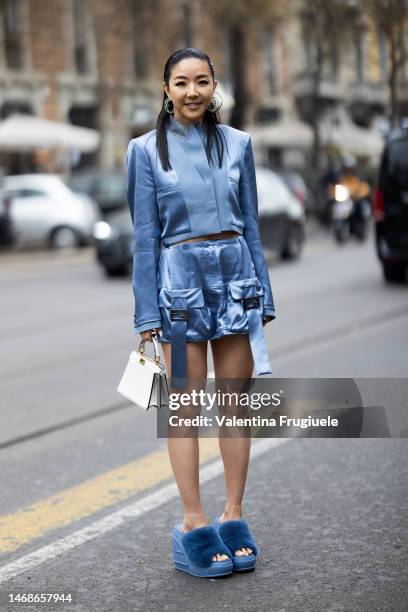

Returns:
125,114,276,334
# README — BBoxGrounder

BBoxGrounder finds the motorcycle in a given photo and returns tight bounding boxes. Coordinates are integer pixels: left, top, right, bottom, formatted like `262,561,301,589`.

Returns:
330,184,371,244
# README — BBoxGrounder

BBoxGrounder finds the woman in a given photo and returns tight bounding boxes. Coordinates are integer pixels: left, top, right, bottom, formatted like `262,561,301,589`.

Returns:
126,48,276,578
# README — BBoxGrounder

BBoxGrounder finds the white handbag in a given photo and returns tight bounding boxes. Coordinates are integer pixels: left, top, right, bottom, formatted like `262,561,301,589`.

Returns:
117,335,169,411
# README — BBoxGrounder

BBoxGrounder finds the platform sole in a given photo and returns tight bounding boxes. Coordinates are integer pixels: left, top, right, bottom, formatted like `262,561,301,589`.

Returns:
233,558,257,572
173,561,233,578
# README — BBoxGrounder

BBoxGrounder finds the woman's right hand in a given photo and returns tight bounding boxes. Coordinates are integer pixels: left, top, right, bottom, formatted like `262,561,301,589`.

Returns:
140,328,162,343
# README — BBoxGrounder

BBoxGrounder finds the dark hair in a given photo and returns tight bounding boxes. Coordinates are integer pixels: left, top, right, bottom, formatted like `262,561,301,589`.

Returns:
156,47,226,171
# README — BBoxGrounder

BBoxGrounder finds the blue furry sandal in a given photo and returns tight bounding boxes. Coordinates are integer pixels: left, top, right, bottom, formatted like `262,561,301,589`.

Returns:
172,524,233,578
214,516,258,571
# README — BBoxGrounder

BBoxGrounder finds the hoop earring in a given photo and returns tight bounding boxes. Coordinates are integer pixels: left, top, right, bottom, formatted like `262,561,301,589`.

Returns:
207,91,223,113
164,98,174,114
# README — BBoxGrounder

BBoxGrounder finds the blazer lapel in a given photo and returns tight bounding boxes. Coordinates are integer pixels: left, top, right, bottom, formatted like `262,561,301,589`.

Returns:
209,132,229,215
178,124,211,184
167,125,212,189
166,122,229,235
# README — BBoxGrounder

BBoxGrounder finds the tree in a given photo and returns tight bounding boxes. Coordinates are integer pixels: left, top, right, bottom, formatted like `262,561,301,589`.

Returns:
91,0,125,169
206,0,287,129
364,0,408,127
299,0,357,173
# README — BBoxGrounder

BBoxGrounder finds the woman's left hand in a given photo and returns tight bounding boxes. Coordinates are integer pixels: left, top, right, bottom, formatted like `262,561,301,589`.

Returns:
262,315,273,327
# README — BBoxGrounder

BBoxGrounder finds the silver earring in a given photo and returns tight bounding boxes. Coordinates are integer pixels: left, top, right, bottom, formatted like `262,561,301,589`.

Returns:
207,91,223,113
164,98,174,114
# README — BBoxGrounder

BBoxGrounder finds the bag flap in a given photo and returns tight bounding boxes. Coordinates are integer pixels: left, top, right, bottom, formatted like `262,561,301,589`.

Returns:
129,350,163,374
227,277,264,300
158,286,204,309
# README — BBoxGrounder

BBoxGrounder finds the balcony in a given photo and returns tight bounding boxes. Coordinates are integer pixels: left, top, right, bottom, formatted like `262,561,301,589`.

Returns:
294,73,343,102
348,81,388,108
397,81,408,102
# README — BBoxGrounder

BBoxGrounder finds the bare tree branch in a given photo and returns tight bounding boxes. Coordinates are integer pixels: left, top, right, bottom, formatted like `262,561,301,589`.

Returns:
364,0,408,126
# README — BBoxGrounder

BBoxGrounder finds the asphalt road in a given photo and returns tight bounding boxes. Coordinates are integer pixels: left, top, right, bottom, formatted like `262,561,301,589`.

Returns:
0,221,407,611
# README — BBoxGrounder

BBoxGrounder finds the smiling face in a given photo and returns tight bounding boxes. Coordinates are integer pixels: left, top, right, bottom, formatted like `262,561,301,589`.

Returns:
163,57,217,127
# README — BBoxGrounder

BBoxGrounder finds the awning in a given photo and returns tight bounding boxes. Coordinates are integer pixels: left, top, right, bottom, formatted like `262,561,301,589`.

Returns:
215,81,235,112
0,113,100,152
248,116,313,149
320,108,384,157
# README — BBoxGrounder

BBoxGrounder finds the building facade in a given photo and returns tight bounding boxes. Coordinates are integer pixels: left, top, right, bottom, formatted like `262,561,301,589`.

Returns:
0,0,406,174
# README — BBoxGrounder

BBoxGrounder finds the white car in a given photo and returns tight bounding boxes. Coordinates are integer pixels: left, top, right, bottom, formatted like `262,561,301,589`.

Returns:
4,174,101,249
255,167,306,260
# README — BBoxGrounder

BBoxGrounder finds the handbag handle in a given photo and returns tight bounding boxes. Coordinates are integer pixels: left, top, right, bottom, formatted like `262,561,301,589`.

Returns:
138,334,161,363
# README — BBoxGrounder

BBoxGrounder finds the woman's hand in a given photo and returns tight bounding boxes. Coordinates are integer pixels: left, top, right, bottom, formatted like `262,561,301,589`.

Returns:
140,328,162,342
262,315,273,327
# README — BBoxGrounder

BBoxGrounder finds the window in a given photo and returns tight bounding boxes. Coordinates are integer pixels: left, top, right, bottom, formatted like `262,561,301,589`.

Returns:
179,2,193,48
264,29,278,94
4,0,23,69
132,3,151,79
219,27,233,92
377,27,388,82
327,36,338,79
133,26,148,78
72,0,88,74
97,175,125,198
302,26,313,72
354,28,366,82
398,24,407,82
6,188,46,198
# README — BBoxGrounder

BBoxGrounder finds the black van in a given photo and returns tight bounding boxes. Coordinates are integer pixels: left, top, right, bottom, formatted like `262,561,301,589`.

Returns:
374,127,408,282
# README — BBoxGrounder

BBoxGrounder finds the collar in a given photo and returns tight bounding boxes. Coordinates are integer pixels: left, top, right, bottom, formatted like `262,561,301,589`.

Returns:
166,113,205,139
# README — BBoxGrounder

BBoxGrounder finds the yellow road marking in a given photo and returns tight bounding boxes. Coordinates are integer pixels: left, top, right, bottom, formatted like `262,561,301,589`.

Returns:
0,438,221,554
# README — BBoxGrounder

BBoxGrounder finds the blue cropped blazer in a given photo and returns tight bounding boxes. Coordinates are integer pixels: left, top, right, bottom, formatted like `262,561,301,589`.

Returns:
125,116,276,334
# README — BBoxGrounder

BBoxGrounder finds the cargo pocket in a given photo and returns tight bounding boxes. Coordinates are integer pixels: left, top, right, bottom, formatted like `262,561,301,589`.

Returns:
159,286,213,341
226,277,264,333
157,187,191,236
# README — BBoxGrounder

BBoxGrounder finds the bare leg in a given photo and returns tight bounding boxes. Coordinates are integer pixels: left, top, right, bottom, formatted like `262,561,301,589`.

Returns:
210,334,254,556
161,340,229,562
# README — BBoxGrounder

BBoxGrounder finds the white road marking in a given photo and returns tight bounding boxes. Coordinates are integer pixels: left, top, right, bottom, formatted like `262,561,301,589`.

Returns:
0,438,290,584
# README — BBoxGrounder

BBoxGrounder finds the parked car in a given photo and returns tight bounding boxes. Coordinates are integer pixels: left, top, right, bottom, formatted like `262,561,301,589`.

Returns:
94,166,306,277
94,207,133,276
4,174,101,249
256,167,306,260
276,169,314,216
0,167,15,247
66,170,126,216
374,127,408,282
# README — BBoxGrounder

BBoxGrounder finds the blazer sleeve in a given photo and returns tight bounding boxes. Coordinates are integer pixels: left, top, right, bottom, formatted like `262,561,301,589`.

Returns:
239,135,276,320
125,139,162,334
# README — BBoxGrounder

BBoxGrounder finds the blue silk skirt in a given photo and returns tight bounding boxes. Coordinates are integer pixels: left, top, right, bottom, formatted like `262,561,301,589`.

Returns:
156,235,272,388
